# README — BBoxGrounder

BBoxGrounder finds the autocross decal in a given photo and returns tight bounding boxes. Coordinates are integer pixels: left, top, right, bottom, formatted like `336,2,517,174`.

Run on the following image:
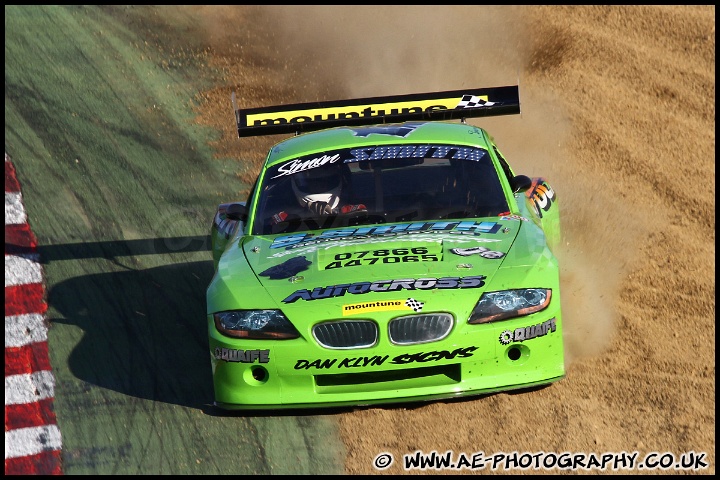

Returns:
270,220,502,249
214,348,270,363
499,318,557,345
283,276,486,303
526,179,556,219
259,256,312,279
294,346,478,370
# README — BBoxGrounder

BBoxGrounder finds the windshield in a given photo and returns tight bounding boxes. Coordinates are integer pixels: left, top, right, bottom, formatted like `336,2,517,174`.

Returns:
251,144,509,235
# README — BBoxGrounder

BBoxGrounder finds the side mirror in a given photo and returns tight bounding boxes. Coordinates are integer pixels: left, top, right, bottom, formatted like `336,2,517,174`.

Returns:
510,175,532,194
225,203,248,221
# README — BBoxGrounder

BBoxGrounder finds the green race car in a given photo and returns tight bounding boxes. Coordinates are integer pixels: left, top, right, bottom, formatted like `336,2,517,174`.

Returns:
207,85,564,410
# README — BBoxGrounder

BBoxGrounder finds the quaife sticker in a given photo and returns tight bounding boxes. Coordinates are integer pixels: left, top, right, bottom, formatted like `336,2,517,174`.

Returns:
498,318,557,345
214,348,270,363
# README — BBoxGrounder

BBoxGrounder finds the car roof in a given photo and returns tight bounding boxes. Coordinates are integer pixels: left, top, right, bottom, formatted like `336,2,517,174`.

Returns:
265,121,494,168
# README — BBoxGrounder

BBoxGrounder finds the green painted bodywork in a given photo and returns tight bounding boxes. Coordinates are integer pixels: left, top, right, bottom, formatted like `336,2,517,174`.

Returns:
207,121,564,409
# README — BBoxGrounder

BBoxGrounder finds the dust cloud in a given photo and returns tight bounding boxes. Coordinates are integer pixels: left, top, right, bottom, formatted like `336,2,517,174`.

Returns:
172,5,715,474
190,5,648,363
257,5,647,363
257,5,526,97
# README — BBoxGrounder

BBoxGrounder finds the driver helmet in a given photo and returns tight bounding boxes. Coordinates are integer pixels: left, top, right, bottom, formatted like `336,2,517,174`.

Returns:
291,166,343,210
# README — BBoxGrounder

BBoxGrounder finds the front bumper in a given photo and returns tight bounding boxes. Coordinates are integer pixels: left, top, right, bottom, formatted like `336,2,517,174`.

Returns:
208,312,565,410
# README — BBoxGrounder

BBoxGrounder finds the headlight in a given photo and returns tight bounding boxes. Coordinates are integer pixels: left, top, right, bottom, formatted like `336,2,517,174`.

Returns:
213,310,300,339
468,289,551,324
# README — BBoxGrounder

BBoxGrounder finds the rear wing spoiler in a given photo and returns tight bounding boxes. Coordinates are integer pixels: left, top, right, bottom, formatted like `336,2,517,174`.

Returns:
233,85,520,138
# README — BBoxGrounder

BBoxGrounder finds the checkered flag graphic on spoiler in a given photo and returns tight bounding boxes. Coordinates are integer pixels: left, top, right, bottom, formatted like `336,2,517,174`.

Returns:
456,95,496,108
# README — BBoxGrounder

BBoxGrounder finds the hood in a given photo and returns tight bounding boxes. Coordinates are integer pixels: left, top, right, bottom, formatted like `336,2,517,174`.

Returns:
240,219,523,307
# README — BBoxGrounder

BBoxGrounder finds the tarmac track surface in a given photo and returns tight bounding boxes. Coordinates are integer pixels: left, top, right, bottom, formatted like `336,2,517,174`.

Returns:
4,5,715,475
5,6,342,475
